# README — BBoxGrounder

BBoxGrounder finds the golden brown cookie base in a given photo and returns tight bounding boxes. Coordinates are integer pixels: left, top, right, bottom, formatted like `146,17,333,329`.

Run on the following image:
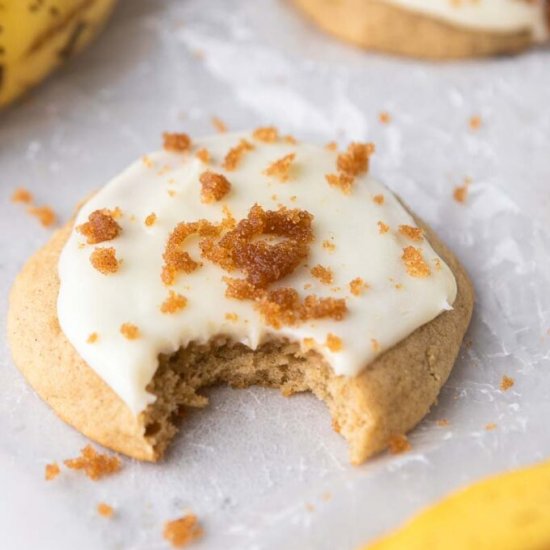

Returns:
7,205,473,464
292,0,534,59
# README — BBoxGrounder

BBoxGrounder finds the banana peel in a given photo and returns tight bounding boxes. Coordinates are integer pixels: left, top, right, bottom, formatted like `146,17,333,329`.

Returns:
0,0,116,108
365,460,550,550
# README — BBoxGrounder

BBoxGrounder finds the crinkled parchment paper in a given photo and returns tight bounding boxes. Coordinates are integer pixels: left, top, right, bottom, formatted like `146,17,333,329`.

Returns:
1,1,550,548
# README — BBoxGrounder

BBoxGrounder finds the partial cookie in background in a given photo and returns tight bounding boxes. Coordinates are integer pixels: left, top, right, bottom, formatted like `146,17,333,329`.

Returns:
0,0,117,108
7,133,474,465
291,0,549,60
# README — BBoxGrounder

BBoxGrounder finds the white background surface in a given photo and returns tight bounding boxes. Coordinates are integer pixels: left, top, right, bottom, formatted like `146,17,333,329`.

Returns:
1,1,550,549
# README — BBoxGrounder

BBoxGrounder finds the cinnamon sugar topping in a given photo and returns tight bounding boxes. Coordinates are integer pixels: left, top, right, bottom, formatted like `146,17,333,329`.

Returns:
337,142,375,177
163,132,192,153
378,221,390,234
311,264,333,284
349,278,366,296
163,514,203,548
223,139,254,171
199,171,231,203
398,224,423,242
264,153,296,182
45,463,60,481
161,291,188,314
402,246,431,278
500,375,515,391
120,323,140,340
90,247,120,275
196,148,210,164
253,126,279,143
78,210,121,244
325,173,354,194
63,445,121,480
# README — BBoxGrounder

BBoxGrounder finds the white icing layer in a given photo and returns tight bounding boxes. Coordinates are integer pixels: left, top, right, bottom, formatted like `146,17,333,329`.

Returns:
382,0,548,41
58,133,457,415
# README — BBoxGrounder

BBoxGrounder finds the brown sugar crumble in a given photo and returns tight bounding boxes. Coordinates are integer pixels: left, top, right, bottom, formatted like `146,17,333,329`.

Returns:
398,224,423,242
97,503,114,518
87,332,99,344
388,434,411,455
120,323,140,340
378,221,390,234
161,291,188,314
223,139,254,171
163,514,203,548
402,246,431,278
145,213,157,227
78,210,121,244
199,171,231,203
337,142,375,177
11,187,33,203
326,333,343,352
253,126,279,143
212,116,228,133
196,148,210,164
45,463,60,481
163,132,192,153
90,247,120,275
349,277,366,296
63,445,121,480
500,375,515,391
28,205,57,227
469,115,482,130
378,111,391,124
264,153,296,182
325,173,354,194
373,194,384,205
311,264,333,285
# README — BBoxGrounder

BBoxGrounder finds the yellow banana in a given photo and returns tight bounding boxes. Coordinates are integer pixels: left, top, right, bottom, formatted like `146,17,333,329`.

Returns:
365,460,550,550
0,0,116,108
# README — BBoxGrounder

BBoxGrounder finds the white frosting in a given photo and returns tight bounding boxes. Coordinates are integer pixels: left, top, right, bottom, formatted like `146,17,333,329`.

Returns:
382,0,548,41
58,133,457,415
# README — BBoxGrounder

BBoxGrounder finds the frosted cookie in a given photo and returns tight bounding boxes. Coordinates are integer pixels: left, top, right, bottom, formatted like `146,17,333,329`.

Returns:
292,0,549,59
8,130,474,464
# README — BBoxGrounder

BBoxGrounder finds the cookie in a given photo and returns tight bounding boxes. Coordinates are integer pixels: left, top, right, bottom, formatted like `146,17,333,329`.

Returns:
8,131,474,464
292,0,549,59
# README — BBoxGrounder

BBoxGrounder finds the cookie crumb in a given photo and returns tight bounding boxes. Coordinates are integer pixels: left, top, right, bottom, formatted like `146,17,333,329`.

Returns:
212,116,228,133
485,423,497,431
87,332,99,344
322,239,336,252
402,246,431,278
196,148,210,164
436,419,449,427
120,323,140,340
28,205,56,227
163,514,203,548
378,111,391,124
373,194,384,205
163,132,192,153
97,503,114,518
325,172,354,194
500,375,515,391
78,210,121,244
223,139,254,171
311,264,333,285
225,312,238,322
388,434,411,455
90,247,120,275
11,187,33,203
264,153,296,182
337,142,375,177
371,338,380,352
63,445,121,480
145,213,157,227
349,277,366,296
325,141,338,152
326,333,342,352
398,224,423,242
377,221,389,234
161,291,188,314
253,126,279,143
469,115,482,130
45,463,60,481
200,171,231,203
453,179,471,204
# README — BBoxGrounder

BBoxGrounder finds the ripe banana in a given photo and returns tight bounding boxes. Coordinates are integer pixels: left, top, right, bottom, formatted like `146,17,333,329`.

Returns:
365,459,550,550
0,0,116,108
